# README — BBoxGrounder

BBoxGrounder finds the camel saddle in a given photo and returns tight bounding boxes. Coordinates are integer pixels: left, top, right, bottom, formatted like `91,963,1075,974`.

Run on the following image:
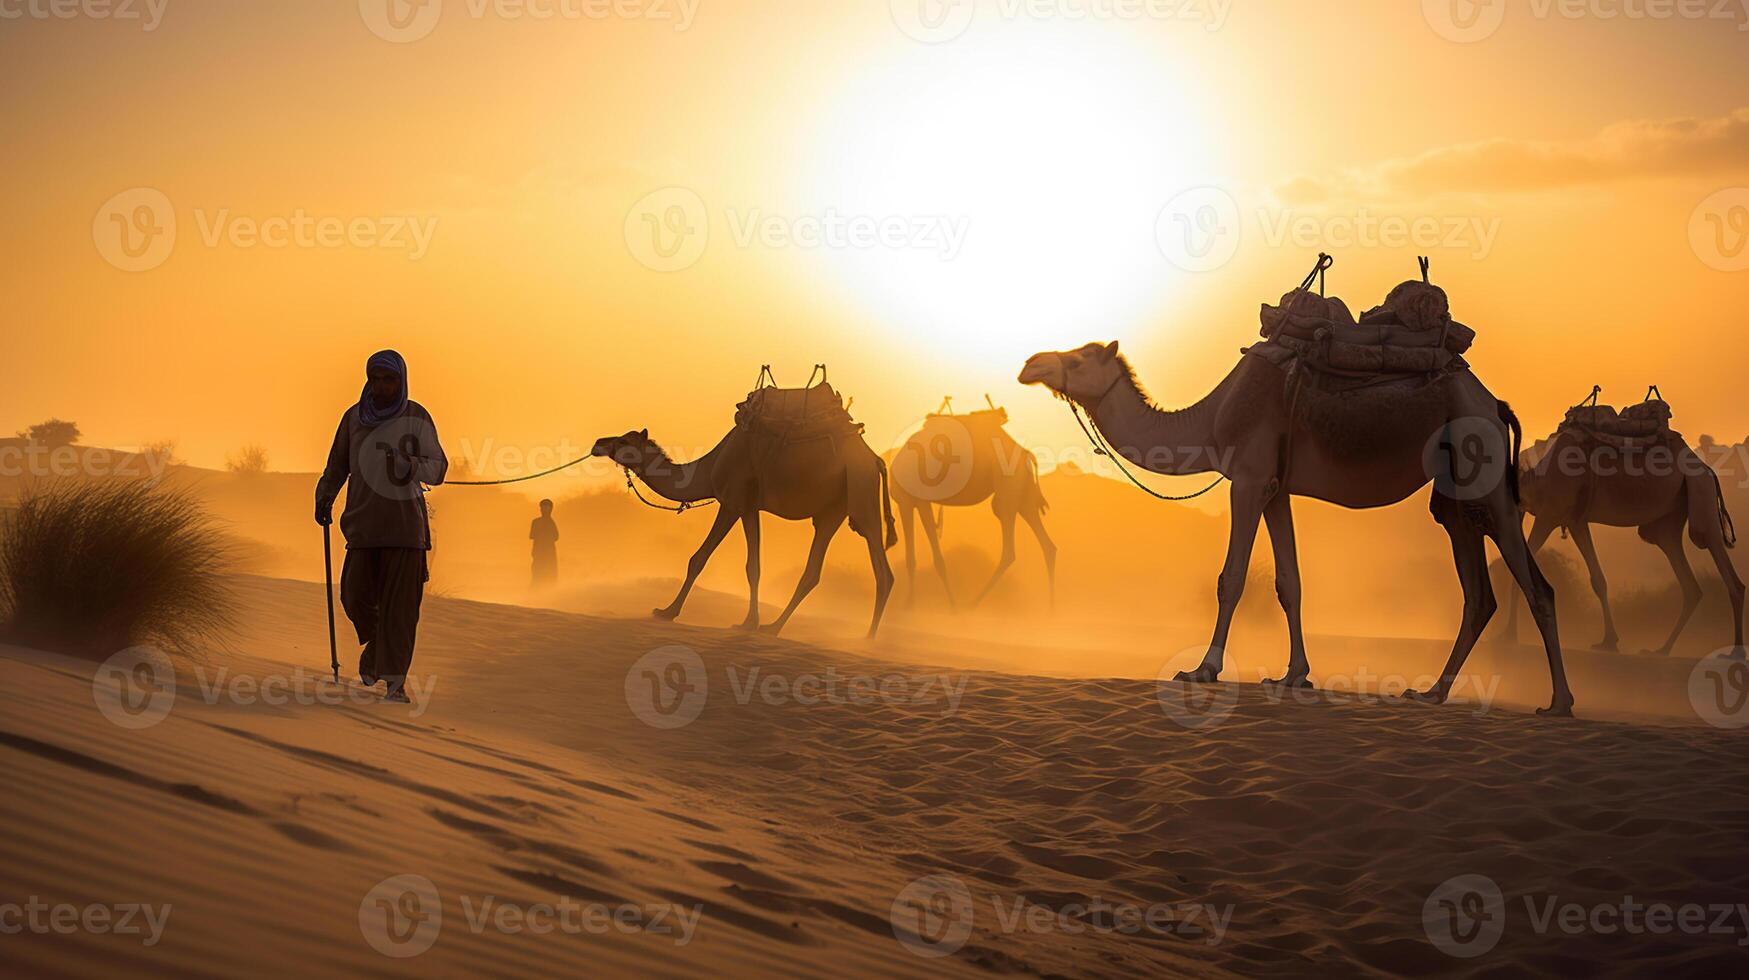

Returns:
1560,399,1677,450
1253,278,1476,377
735,381,864,442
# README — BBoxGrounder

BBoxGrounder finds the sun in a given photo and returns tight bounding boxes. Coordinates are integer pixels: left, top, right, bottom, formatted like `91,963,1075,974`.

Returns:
806,24,1224,365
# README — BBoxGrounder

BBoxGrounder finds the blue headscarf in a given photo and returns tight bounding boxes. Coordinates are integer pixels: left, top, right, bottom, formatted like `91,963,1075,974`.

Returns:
358,349,409,427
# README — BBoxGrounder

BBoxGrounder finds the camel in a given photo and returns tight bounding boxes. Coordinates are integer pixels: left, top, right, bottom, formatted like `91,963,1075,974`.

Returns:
1506,417,1744,658
589,425,896,637
1019,340,1577,716
888,402,1057,609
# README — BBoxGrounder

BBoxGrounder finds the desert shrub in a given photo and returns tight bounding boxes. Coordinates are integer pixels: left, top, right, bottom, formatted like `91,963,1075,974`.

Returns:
17,418,79,448
227,443,269,474
142,438,181,466
0,481,235,656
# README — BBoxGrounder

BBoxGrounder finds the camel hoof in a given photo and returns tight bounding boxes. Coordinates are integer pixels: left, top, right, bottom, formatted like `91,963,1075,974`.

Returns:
1537,700,1576,718
1640,647,1670,657
1263,675,1313,690
733,620,759,632
652,607,679,622
1401,687,1448,706
758,623,785,636
1591,639,1619,652
1173,665,1221,684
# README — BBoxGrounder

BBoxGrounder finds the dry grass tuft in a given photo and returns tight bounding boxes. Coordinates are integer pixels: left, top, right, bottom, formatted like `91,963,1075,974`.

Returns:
0,481,236,657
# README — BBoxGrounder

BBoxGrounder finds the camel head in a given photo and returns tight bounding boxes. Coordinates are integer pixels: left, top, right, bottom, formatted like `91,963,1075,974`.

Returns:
1018,342,1124,405
590,429,660,471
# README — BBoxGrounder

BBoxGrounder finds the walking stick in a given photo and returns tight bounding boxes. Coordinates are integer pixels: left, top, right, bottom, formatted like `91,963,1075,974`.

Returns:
322,523,339,683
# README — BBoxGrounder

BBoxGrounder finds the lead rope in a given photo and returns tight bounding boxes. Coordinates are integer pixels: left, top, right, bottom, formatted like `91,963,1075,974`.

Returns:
623,469,716,514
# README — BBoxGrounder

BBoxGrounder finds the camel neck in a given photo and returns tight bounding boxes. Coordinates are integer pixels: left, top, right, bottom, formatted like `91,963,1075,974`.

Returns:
633,438,722,503
1089,369,1227,478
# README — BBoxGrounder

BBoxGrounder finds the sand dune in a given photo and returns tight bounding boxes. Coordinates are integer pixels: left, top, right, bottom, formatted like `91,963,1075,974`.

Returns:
2,575,1747,977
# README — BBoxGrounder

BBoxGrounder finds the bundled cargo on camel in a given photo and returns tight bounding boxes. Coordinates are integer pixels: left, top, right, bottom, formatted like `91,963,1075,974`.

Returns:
1244,254,1475,461
1556,386,1680,450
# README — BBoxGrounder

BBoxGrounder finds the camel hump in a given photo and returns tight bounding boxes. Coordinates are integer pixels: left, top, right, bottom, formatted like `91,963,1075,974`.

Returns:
735,381,864,440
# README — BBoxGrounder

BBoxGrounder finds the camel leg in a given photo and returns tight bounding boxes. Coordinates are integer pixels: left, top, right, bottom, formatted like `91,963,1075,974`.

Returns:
1405,492,1497,707
762,513,845,636
862,524,895,639
1260,493,1311,688
1643,515,1703,657
1177,482,1267,683
1567,522,1619,651
1506,515,1556,644
970,507,1018,608
1020,505,1057,610
916,500,956,611
736,511,761,630
899,501,917,610
655,507,739,622
1686,477,1747,659
1701,542,1747,659
1489,495,1574,716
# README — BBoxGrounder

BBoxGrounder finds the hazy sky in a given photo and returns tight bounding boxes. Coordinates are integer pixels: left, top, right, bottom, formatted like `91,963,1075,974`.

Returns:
5,0,1748,485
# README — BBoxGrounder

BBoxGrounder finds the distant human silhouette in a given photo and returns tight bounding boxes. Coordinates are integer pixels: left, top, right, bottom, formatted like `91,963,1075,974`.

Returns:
314,349,447,704
530,498,559,588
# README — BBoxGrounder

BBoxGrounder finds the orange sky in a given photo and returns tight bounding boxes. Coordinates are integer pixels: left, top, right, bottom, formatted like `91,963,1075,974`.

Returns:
5,0,1748,489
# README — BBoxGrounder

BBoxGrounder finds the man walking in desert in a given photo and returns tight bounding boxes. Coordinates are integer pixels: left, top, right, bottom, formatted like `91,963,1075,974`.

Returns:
314,350,448,703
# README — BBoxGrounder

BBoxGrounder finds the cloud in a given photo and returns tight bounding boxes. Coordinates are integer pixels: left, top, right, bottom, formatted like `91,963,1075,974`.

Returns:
1277,107,1749,204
